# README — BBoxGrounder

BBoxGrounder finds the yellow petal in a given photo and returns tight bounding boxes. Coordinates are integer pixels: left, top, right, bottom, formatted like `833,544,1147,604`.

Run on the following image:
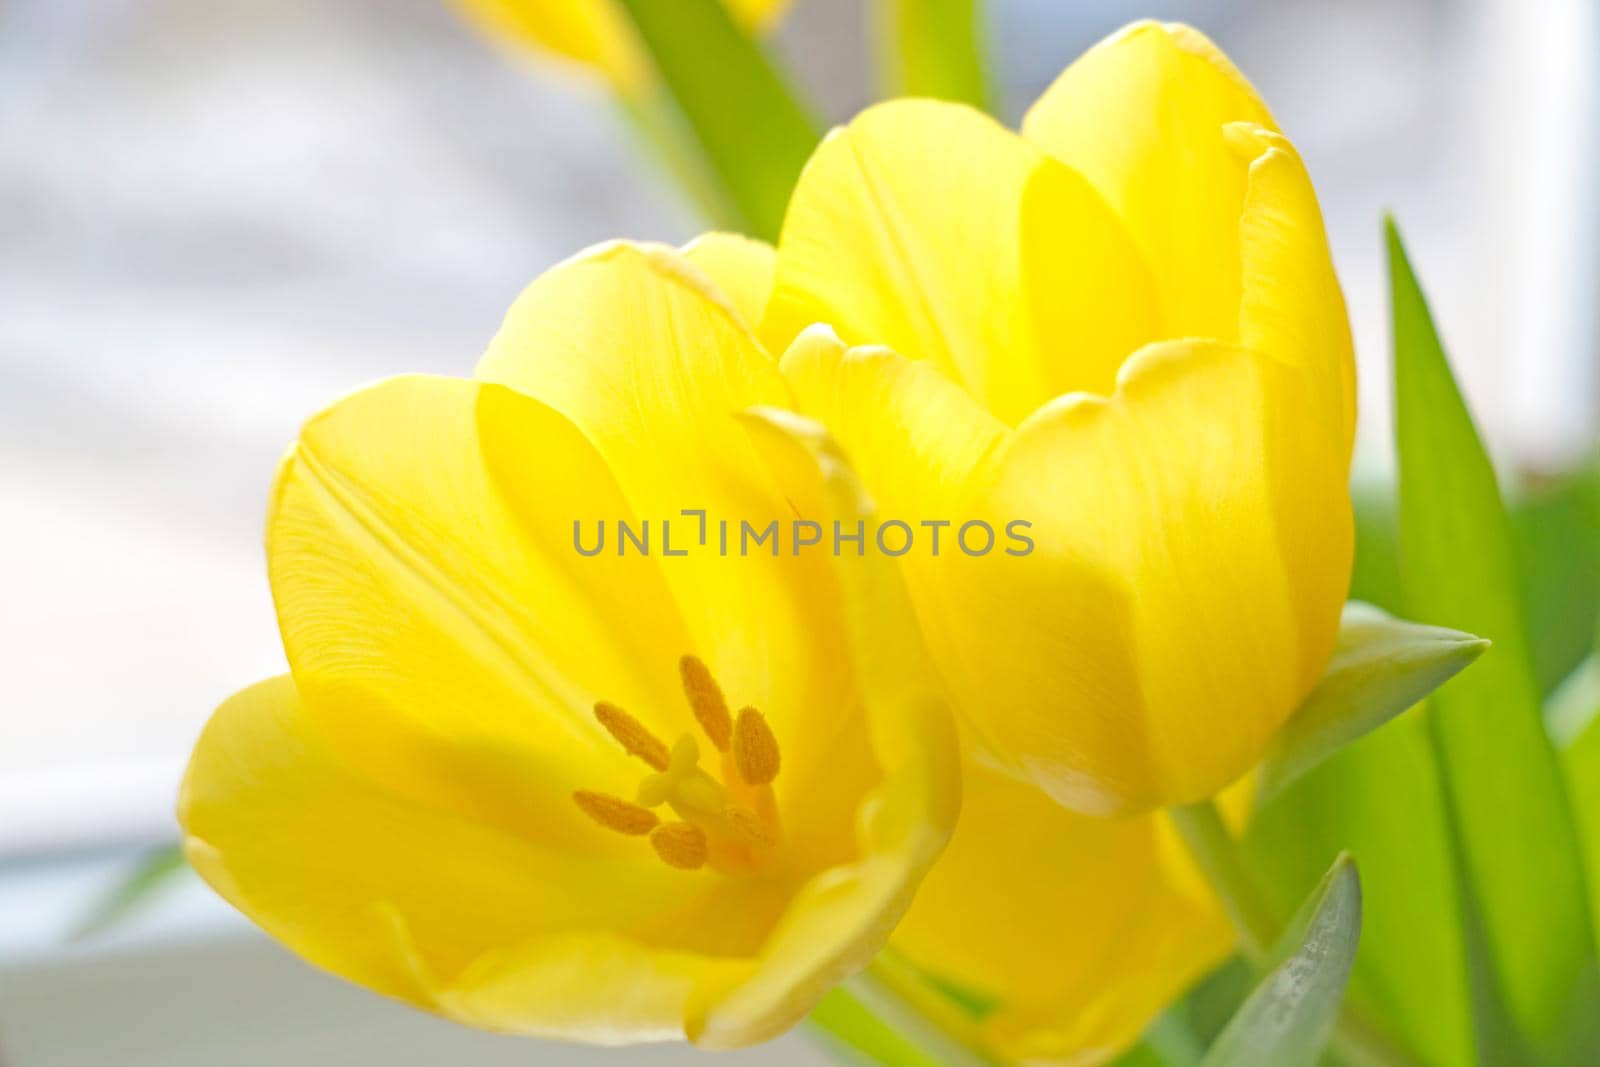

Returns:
475,240,865,858
269,372,692,845
764,99,1159,424
940,340,1353,813
680,232,777,333
1021,21,1274,341
178,675,717,1031
892,763,1231,1065
778,326,1007,519
1230,123,1357,455
724,406,961,1049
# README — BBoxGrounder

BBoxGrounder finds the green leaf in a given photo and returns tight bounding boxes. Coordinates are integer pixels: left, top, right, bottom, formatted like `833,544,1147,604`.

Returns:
1248,711,1472,1066
72,845,186,940
1350,475,1404,615
873,0,993,110
613,0,821,241
1254,602,1488,809
1388,217,1600,1065
1199,855,1362,1067
1512,458,1600,696
1557,655,1600,946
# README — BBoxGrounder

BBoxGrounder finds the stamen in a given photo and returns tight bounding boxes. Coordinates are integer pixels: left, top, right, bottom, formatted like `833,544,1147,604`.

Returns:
679,655,732,751
650,822,709,870
726,805,775,847
594,701,670,771
731,707,781,786
573,791,659,835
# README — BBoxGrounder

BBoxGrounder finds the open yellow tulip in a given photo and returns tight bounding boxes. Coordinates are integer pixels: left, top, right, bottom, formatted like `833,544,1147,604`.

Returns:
452,0,789,93
761,20,1357,815
178,240,958,1048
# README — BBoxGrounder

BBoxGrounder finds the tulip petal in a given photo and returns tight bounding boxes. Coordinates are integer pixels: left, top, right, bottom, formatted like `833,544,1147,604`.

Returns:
891,763,1230,1065
269,373,693,844
1230,123,1357,455
724,407,961,1049
475,241,869,855
778,326,1007,518
680,231,776,331
179,675,707,1023
945,340,1352,813
1021,21,1274,341
765,99,1159,424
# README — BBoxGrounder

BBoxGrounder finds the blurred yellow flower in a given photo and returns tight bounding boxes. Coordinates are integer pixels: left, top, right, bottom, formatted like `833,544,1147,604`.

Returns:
451,0,790,93
761,20,1357,815
893,763,1235,1065
179,240,957,1048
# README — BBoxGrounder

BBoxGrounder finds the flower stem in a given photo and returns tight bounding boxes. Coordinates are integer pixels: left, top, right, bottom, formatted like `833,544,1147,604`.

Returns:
1169,799,1425,1067
1169,801,1277,961
856,954,1005,1067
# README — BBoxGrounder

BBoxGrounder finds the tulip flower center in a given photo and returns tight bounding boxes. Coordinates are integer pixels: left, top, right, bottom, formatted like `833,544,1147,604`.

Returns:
572,655,784,874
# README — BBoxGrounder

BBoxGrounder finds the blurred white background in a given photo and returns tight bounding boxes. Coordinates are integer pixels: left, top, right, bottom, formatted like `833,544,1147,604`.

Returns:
1,0,1596,1063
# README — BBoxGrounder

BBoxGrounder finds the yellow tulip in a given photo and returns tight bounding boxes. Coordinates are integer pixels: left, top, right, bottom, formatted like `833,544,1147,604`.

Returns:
761,20,1356,815
178,240,959,1048
892,763,1235,1065
451,0,790,93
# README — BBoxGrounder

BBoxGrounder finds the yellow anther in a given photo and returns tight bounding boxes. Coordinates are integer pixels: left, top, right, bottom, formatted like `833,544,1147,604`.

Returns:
732,707,780,786
679,654,732,752
650,822,709,870
572,791,659,836
593,701,669,771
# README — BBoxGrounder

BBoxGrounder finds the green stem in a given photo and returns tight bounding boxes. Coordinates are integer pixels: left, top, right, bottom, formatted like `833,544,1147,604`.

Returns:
858,955,1005,1066
614,89,741,231
874,0,993,110
613,0,821,241
807,984,948,1067
1170,799,1425,1067
1169,801,1277,961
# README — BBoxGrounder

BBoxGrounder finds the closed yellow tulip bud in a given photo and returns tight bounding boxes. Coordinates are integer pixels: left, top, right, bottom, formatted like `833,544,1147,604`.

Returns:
761,21,1356,815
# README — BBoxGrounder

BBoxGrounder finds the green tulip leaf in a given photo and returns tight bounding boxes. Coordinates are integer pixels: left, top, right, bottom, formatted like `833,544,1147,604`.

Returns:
613,0,821,241
1389,217,1600,1065
1513,457,1600,696
1556,655,1600,942
1199,854,1362,1067
1254,602,1488,809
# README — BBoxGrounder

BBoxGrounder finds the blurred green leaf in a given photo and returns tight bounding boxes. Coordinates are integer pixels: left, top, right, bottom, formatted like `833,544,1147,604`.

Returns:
1349,476,1404,615
1255,603,1487,809
1388,218,1600,1065
874,0,993,110
1199,855,1362,1067
613,0,821,241
72,845,185,940
1556,654,1600,942
1354,460,1600,700
1512,459,1600,697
